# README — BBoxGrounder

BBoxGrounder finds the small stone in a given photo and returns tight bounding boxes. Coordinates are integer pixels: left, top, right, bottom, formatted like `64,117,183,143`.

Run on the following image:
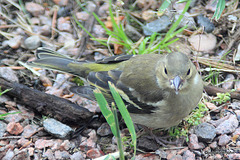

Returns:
222,74,235,90
143,16,171,36
17,137,31,147
76,11,90,21
12,150,30,160
57,32,75,44
60,140,72,151
6,122,23,135
70,151,85,160
215,154,222,159
24,36,41,50
137,136,159,151
51,139,62,150
2,149,14,160
98,3,109,17
218,134,231,146
35,139,54,149
188,134,205,150
142,10,156,22
42,149,54,159
25,2,44,17
216,115,238,134
0,121,7,137
188,33,216,52
195,122,216,142
21,124,39,138
155,149,167,158
80,130,97,150
236,141,240,147
57,17,72,32
86,148,102,159
7,35,22,49
53,0,68,6
125,24,142,42
175,12,196,30
197,15,215,33
28,147,34,156
39,15,52,26
97,123,112,136
209,141,217,149
183,150,195,160
205,102,217,110
0,67,19,82
227,153,240,159
55,150,71,159
43,118,73,139
233,128,240,136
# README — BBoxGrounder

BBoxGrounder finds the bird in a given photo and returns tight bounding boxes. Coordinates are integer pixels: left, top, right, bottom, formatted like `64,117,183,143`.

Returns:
28,48,203,129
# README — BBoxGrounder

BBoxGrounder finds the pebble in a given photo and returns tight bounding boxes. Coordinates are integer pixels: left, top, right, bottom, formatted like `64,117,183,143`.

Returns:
97,122,113,136
7,35,23,49
25,2,44,17
70,151,85,160
17,137,31,147
21,124,39,137
42,149,55,159
222,74,235,90
24,36,41,50
142,10,156,22
6,122,24,135
143,16,171,36
57,17,72,32
226,153,240,159
188,134,205,150
0,67,19,82
175,12,196,30
205,102,217,110
195,122,216,143
218,134,231,146
209,141,217,149
39,15,52,26
86,148,102,159
76,11,90,21
2,149,14,160
55,150,71,159
43,118,73,139
98,3,109,17
215,115,238,134
0,121,7,137
183,150,195,160
197,15,215,33
125,24,142,42
57,32,75,44
35,139,54,149
80,130,97,151
188,33,216,52
53,0,68,6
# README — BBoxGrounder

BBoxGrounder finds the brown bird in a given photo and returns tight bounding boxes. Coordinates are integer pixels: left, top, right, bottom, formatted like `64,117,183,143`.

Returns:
29,48,203,129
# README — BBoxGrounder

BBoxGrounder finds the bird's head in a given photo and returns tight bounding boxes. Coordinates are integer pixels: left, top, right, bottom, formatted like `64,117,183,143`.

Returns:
156,52,195,94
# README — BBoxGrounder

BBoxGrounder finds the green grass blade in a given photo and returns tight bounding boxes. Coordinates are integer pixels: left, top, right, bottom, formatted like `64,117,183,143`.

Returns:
93,89,117,136
212,0,225,20
108,82,137,156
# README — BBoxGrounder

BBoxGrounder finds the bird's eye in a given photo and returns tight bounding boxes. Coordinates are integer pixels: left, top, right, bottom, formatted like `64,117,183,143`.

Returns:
187,69,190,75
164,68,168,75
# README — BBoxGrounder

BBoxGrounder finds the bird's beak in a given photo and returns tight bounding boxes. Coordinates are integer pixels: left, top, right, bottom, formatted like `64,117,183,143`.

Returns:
172,76,182,94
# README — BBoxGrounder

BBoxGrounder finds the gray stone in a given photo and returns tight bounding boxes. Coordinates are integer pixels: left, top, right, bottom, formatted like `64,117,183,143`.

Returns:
143,16,171,36
216,115,238,134
218,134,231,146
97,122,112,136
0,67,18,82
195,122,216,143
197,15,215,33
24,36,41,50
0,121,7,137
43,118,73,139
125,24,142,42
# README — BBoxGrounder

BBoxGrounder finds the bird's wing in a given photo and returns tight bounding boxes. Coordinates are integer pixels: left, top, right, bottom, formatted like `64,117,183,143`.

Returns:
71,70,157,114
96,55,133,64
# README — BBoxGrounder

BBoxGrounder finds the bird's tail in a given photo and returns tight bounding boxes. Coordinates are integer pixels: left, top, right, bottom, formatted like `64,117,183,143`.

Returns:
28,47,92,77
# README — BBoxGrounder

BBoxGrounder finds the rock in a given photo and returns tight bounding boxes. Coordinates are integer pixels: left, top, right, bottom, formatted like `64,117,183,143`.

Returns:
60,140,72,151
222,74,235,90
98,3,109,17
7,35,22,49
39,15,52,26
25,2,44,17
170,155,183,160
0,121,7,137
57,17,72,32
188,134,205,150
35,139,54,149
142,10,156,22
137,136,159,151
234,43,240,61
226,154,240,160
76,11,90,21
12,150,30,160
42,149,54,159
233,128,240,136
2,149,14,160
86,148,102,159
155,149,167,158
70,151,85,160
205,102,217,110
6,122,24,135
24,36,41,50
195,122,216,143
218,134,231,146
97,123,113,136
51,139,62,150
57,32,75,44
0,67,19,82
21,124,39,138
209,141,217,149
197,15,215,33
125,24,142,42
17,137,31,147
55,150,71,159
43,118,73,139
216,115,238,134
53,0,68,6
183,150,195,160
80,130,97,150
188,33,216,52
143,16,171,36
